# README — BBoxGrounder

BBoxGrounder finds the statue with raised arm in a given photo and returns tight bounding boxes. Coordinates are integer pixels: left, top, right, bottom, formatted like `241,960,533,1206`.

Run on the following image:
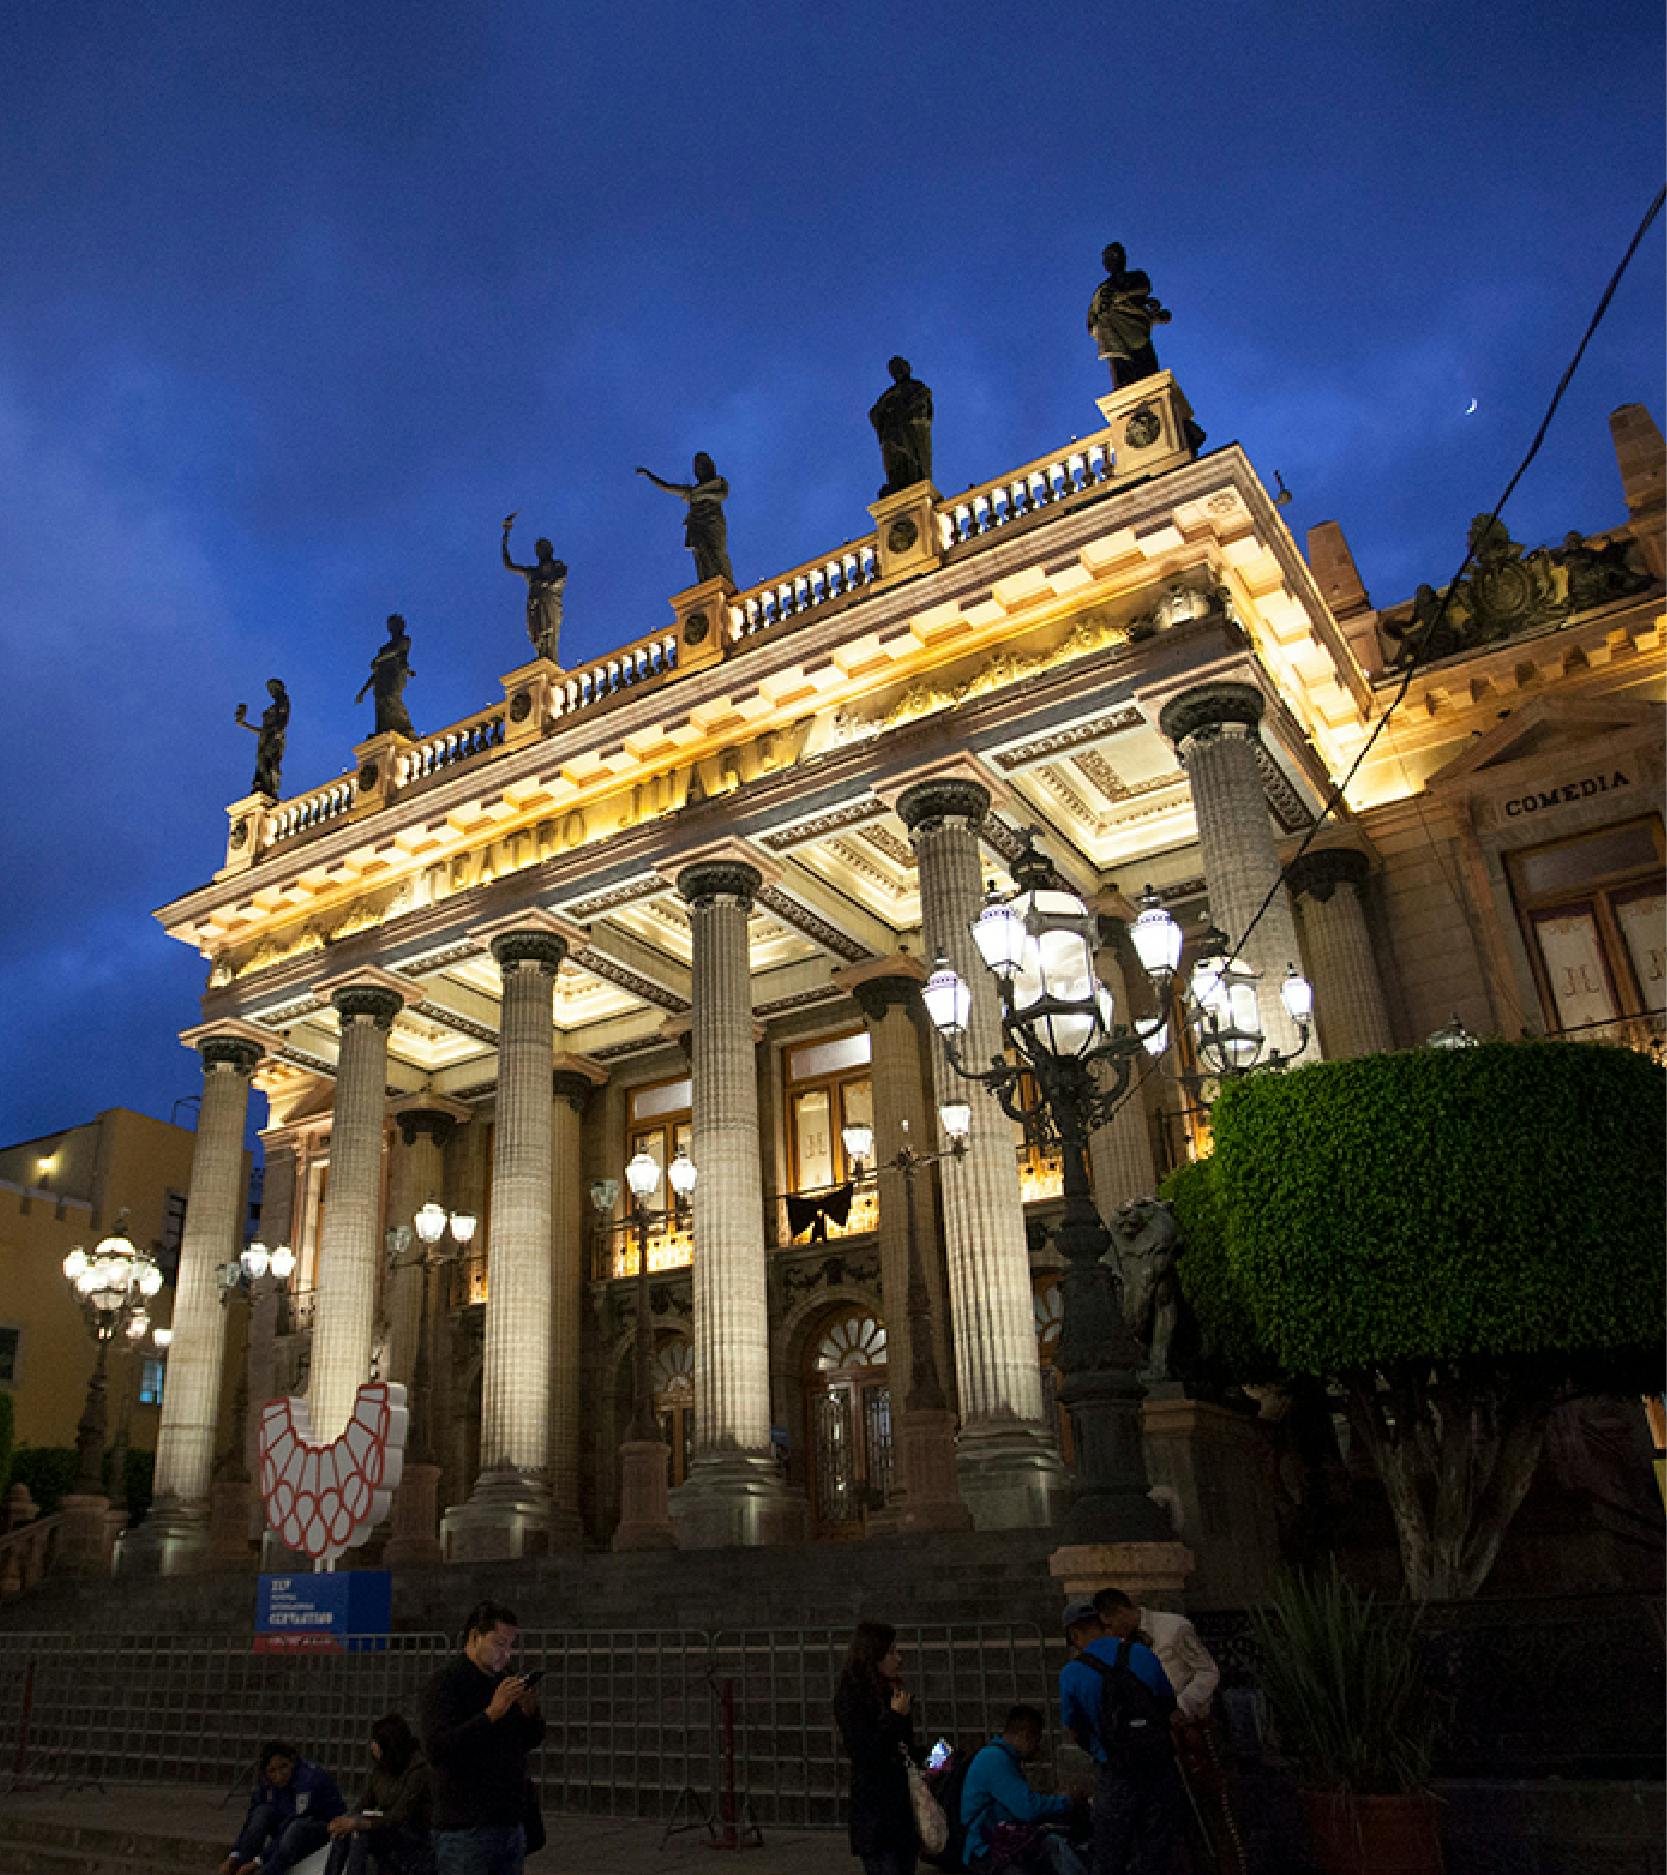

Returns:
869,355,934,497
501,512,568,663
354,614,416,737
1087,242,1173,389
233,677,290,799
635,453,733,587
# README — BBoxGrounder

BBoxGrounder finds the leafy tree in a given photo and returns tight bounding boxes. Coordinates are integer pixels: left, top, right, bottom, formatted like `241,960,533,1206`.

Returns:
1166,1042,1662,1600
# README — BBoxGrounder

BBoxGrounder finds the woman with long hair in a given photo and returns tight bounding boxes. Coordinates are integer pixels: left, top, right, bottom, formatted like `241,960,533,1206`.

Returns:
834,1619,920,1875
324,1711,434,1875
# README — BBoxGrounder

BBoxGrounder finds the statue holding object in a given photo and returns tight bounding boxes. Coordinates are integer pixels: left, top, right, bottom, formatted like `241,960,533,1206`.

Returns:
636,453,733,587
355,614,416,738
233,678,290,800
501,513,568,664
1087,241,1173,389
869,355,934,497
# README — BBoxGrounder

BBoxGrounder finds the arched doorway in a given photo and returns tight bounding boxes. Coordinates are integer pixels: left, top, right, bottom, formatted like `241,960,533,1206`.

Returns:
652,1335,695,1487
1033,1276,1076,1468
805,1308,893,1539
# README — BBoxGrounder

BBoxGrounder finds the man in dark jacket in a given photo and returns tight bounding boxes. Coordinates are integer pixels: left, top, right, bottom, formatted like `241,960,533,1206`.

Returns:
420,1600,545,1875
220,1739,346,1875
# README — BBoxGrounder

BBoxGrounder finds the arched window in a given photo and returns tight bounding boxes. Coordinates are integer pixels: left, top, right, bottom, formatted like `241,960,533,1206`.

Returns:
652,1336,695,1487
805,1308,891,1538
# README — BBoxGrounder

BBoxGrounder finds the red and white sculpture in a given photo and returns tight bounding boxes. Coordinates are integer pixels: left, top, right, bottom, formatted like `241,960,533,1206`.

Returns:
258,1380,408,1565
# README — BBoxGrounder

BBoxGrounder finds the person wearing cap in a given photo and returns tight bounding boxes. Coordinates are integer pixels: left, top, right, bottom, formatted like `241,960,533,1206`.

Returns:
1058,1602,1179,1875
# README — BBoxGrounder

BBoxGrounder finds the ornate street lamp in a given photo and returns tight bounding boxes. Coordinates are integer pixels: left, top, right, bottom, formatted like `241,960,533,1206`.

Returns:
1187,925,1313,1080
920,837,1187,1546
388,1202,478,1466
216,1238,297,1298
590,1148,696,1549
841,1107,974,1530
60,1212,165,1498
108,1318,172,1523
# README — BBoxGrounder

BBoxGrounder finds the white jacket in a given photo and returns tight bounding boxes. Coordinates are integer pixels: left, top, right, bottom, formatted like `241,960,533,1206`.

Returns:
1137,1607,1221,1720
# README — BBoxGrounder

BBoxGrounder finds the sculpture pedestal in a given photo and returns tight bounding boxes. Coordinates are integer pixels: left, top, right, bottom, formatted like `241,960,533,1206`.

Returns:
868,482,943,581
1143,1396,1280,1609
666,575,732,674
1095,370,1198,479
612,1439,677,1552
53,1495,115,1580
896,1408,973,1533
1048,1539,1195,1609
384,1463,442,1568
206,1479,257,1570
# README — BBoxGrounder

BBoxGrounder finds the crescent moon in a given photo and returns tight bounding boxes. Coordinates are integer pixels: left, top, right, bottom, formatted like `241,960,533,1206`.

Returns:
1465,398,1479,416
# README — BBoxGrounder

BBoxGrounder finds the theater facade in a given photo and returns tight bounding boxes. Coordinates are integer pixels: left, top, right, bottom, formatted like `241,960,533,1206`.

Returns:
124,368,1666,1576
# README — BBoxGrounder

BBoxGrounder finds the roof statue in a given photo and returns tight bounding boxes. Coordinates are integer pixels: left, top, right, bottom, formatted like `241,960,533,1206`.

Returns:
355,613,416,737
501,513,568,665
869,356,934,497
233,678,290,800
636,453,734,587
1087,241,1172,389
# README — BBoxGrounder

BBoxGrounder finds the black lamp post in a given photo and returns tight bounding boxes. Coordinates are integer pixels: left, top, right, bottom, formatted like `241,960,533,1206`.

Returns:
61,1212,166,1498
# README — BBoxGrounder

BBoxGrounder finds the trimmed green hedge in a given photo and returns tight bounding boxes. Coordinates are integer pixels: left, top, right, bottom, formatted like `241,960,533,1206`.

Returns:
1162,1156,1271,1379
1205,1041,1663,1376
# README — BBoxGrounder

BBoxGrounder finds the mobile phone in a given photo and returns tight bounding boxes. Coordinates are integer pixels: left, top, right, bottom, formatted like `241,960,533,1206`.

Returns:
521,1668,545,1690
926,1738,951,1772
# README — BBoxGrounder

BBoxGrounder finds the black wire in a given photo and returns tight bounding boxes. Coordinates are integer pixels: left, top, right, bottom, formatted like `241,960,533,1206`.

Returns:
1099,182,1666,1133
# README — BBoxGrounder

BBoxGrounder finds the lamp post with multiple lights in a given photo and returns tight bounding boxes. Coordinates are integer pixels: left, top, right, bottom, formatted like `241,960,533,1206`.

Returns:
60,1213,166,1499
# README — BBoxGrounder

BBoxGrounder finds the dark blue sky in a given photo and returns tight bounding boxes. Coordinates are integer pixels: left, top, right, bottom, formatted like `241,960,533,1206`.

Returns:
0,1,1660,1147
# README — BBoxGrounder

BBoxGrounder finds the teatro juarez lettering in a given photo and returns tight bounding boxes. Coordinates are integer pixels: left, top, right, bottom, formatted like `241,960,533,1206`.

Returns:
1504,768,1632,819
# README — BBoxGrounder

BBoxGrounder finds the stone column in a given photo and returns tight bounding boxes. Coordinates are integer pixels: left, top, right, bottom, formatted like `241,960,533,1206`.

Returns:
309,986,402,1444
672,858,804,1548
120,1032,261,1576
1158,683,1315,1061
897,777,1067,1530
844,964,967,1530
244,1140,296,1481
445,930,565,1561
1287,847,1394,1059
549,1060,601,1549
1087,922,1160,1214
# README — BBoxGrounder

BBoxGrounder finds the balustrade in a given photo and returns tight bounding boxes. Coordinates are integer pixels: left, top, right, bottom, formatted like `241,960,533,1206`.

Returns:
774,1178,880,1249
396,708,506,787
937,438,1115,549
728,540,879,642
589,1216,694,1282
267,779,354,845
553,633,681,719
0,1510,63,1596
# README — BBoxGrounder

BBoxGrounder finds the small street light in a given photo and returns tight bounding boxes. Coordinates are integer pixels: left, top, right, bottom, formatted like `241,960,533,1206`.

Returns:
60,1212,166,1499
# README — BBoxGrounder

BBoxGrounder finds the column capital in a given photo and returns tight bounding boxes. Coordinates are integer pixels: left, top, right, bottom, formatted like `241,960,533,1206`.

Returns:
895,775,991,836
197,1035,263,1076
1286,844,1372,903
834,954,928,1023
491,929,569,975
676,858,763,909
1157,680,1265,751
331,984,405,1030
551,1053,608,1109
394,1105,461,1149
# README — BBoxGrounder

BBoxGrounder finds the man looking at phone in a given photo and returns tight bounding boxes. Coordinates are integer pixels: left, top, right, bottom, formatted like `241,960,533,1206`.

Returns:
421,1599,544,1875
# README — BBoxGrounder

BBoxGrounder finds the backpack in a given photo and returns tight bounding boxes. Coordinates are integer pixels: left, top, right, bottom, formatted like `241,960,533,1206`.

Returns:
1077,1640,1174,1765
920,1745,973,1870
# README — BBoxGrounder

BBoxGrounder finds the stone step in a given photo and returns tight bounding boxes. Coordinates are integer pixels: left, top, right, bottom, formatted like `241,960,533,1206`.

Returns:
0,1812,217,1875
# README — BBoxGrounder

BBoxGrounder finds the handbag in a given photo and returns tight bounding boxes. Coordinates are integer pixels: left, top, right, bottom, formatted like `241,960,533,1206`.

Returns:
903,1748,948,1855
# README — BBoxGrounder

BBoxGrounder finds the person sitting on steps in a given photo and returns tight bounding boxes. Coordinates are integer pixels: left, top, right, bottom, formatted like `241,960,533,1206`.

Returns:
220,1738,346,1875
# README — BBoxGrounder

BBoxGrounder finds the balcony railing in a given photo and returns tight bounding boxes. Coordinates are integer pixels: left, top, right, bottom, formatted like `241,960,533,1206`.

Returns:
1548,1011,1667,1062
590,1214,695,1282
775,1179,880,1250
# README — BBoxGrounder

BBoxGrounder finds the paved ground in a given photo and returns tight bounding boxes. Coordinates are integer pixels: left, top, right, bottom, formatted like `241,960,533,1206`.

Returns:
0,1781,855,1874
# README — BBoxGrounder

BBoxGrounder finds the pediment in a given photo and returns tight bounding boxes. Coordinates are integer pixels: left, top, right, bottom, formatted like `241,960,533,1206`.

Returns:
1428,696,1664,791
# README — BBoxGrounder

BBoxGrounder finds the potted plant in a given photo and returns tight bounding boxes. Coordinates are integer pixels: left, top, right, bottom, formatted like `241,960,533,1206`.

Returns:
1248,1563,1444,1875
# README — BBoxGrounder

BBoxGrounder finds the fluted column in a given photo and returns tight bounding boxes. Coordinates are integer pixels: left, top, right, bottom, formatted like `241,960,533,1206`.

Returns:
1088,923,1160,1214
549,1062,598,1548
672,858,804,1548
310,986,401,1444
1158,683,1315,1061
1287,847,1394,1058
848,966,970,1532
120,1033,261,1576
897,777,1067,1531
445,930,564,1561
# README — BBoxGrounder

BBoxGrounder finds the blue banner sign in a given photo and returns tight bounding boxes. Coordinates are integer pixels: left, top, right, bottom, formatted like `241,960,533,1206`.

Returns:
255,1571,392,1653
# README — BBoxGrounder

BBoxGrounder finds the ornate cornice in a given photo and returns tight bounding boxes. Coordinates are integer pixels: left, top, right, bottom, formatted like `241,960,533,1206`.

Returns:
758,797,886,852
1157,681,1265,750
676,859,763,909
574,948,689,1012
1286,845,1372,903
490,929,569,975
895,776,991,835
331,985,404,1030
199,1036,263,1075
992,705,1144,772
753,883,871,962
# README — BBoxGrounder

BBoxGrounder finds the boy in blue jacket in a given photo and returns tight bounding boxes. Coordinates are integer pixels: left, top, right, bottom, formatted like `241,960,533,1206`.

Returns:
960,1704,1087,1874
220,1739,346,1875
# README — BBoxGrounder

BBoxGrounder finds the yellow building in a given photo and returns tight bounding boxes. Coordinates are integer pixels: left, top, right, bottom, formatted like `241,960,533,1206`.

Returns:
0,1109,221,1454
118,364,1664,1580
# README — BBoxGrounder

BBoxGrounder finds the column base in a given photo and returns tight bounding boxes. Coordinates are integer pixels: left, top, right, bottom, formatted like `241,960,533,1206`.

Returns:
441,1468,553,1563
956,1422,1070,1532
54,1495,116,1580
1048,1539,1195,1608
1143,1397,1280,1609
895,1408,974,1533
612,1439,677,1552
207,1479,258,1571
670,1452,806,1550
383,1462,443,1568
115,1494,209,1578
